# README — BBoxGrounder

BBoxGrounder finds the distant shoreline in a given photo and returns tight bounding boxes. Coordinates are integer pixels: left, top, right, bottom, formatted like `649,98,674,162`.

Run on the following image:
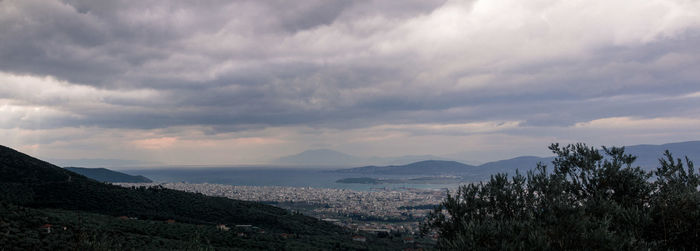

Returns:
336,176,463,185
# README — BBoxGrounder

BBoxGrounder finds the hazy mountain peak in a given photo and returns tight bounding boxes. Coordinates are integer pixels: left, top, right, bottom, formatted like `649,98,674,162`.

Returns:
275,149,360,166
338,159,477,175
295,149,351,156
275,149,457,166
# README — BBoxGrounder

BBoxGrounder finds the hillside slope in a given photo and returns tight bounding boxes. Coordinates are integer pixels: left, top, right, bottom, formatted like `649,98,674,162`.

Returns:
0,145,335,234
64,167,152,183
0,145,406,249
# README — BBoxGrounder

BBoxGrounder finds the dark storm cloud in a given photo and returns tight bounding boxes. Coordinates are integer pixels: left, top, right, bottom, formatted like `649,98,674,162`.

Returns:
1,0,700,134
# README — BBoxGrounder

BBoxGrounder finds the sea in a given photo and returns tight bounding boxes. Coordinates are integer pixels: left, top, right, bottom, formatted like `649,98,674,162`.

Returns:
122,167,464,191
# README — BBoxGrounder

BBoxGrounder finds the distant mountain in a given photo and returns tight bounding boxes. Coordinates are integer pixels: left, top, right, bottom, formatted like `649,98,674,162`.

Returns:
479,141,700,172
275,149,362,166
275,149,452,166
64,167,152,183
369,154,456,166
337,160,477,175
475,141,700,174
280,141,699,169
478,156,555,173
335,141,700,179
624,141,700,169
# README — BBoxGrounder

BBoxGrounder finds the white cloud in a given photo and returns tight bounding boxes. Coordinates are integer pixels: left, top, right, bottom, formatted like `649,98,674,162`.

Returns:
574,116,700,131
0,72,158,106
1,0,700,163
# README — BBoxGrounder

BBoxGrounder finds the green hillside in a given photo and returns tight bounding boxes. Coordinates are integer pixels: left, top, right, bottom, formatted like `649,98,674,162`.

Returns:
64,167,152,183
0,202,346,250
0,145,408,250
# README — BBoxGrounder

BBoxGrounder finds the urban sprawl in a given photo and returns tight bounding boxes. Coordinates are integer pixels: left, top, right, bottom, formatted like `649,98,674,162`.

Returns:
117,183,448,235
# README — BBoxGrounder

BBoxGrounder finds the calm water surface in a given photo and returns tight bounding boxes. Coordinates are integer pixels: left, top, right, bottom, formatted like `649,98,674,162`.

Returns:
123,167,462,191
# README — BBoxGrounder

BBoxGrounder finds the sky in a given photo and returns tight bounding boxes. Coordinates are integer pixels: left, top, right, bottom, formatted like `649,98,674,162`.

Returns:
2,0,700,166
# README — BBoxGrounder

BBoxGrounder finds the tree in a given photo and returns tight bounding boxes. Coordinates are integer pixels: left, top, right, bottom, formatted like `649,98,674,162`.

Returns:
422,143,699,250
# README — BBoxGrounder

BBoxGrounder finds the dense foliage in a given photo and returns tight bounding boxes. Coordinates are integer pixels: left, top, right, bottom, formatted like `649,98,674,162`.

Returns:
423,143,700,250
1,202,407,250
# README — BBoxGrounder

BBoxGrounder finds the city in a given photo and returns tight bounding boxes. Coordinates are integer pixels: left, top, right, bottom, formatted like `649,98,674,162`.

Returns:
117,182,449,235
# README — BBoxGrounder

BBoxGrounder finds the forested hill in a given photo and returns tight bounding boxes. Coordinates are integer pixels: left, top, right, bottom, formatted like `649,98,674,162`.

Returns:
64,167,152,183
0,145,86,184
0,145,333,233
0,145,405,249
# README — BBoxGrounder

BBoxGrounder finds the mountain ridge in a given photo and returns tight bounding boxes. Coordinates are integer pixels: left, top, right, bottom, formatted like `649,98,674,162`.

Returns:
337,160,476,175
335,141,700,178
275,149,453,166
275,149,361,166
64,167,153,183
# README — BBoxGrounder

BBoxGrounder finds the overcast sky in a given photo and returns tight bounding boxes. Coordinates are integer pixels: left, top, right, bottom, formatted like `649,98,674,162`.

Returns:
2,0,700,166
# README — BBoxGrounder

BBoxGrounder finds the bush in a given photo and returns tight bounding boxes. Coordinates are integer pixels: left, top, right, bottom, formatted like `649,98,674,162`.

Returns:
423,143,699,250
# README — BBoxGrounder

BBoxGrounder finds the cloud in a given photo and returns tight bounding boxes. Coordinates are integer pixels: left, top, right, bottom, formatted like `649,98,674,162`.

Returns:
132,137,178,150
1,0,700,163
